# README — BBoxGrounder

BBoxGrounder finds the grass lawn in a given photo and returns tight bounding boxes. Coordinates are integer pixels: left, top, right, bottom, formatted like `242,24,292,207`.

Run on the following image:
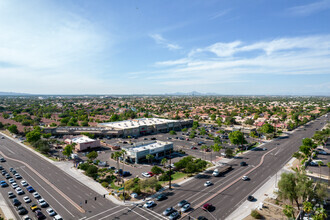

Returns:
158,172,187,185
110,181,121,190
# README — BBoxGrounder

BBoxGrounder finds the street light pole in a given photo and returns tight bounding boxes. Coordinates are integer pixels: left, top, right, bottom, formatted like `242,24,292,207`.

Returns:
169,149,172,190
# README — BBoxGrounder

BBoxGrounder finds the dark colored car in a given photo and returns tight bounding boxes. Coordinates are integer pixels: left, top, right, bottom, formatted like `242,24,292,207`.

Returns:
35,210,45,219
156,194,167,201
190,146,198,150
0,165,3,170
178,200,188,207
12,198,21,206
1,170,7,175
122,171,131,177
162,207,175,216
115,169,123,175
247,195,254,201
0,157,6,162
197,216,208,220
0,180,8,187
17,206,28,215
202,203,213,211
151,137,156,140
240,161,247,166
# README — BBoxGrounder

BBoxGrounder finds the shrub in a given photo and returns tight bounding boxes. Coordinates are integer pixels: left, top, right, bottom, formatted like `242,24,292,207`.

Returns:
101,181,109,188
155,183,162,192
119,193,130,200
251,209,262,219
132,186,141,194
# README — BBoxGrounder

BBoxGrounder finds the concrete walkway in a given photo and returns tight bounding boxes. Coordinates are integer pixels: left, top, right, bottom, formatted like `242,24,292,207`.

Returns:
0,191,15,220
225,158,295,220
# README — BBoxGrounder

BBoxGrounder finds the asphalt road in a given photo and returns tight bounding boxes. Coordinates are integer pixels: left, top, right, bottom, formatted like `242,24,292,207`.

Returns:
140,115,329,220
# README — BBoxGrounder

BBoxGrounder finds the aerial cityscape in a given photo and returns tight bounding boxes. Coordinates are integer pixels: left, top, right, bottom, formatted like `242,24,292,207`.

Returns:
0,1,329,220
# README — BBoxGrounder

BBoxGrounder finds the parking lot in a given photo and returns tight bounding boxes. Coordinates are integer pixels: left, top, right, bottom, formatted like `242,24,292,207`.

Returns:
0,158,63,220
74,128,257,180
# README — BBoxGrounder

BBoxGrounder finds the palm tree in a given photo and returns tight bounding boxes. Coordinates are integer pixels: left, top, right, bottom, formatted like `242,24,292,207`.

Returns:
146,154,154,164
201,145,208,161
327,162,330,186
292,152,304,165
161,158,168,167
317,161,324,180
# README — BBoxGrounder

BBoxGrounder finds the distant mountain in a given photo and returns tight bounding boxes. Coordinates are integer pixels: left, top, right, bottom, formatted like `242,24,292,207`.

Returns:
164,91,219,96
0,91,31,96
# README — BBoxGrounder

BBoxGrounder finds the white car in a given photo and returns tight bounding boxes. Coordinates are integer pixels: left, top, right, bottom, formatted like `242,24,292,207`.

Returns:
15,187,24,195
23,196,31,203
204,181,212,186
21,180,28,187
317,150,327,155
33,192,40,198
181,203,191,212
242,176,249,181
22,216,31,220
38,198,48,207
53,215,63,220
11,182,19,189
143,200,155,208
9,178,15,184
142,172,151,178
14,173,22,179
46,208,56,216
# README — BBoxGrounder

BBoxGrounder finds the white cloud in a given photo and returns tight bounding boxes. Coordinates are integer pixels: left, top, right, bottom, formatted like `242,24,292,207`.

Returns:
150,35,330,86
287,0,330,16
210,9,231,20
0,0,108,93
150,34,181,50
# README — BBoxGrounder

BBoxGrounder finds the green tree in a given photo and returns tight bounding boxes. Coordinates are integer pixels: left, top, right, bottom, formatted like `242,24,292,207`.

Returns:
312,207,327,220
63,144,73,158
161,158,168,167
229,131,247,146
277,172,300,209
87,151,98,160
26,130,41,143
0,122,4,129
181,128,188,132
169,130,176,135
244,118,255,125
303,201,313,214
86,165,98,178
151,166,163,175
292,152,304,163
327,162,330,186
8,124,18,134
259,123,275,134
146,154,154,164
225,148,234,158
283,205,295,219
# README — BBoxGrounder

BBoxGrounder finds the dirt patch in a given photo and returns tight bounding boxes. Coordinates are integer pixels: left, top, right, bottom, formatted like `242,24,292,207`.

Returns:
243,198,291,220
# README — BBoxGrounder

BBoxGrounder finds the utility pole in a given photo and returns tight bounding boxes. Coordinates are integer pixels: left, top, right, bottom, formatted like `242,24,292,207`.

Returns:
169,149,172,190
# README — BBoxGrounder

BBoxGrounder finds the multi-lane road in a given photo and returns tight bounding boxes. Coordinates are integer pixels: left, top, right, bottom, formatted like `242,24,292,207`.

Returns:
0,114,327,220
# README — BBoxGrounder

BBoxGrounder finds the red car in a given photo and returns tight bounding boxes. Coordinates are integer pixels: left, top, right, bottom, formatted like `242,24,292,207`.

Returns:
202,203,212,211
147,172,154,177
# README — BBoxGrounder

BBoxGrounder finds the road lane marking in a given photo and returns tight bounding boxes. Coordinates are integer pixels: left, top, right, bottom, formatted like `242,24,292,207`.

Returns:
82,205,120,220
0,151,85,214
182,147,277,219
20,167,75,217
4,147,15,154
127,208,149,220
136,206,166,220
98,207,129,220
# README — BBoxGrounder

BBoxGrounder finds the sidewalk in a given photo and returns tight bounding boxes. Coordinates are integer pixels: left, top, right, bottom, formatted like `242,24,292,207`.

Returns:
225,158,295,220
0,191,15,220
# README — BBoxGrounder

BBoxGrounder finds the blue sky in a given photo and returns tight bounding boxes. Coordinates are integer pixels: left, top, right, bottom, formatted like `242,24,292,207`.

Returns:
0,0,329,95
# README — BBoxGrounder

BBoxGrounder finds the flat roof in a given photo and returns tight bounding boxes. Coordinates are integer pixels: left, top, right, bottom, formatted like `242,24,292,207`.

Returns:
99,118,178,129
124,141,172,153
71,136,96,144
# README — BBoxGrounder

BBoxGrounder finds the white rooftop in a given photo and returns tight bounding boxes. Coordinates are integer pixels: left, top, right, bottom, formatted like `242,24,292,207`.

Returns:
124,141,170,153
71,136,95,144
99,118,177,129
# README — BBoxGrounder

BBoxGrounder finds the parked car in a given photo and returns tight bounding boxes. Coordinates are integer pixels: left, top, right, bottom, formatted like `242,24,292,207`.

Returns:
177,200,188,207
168,211,180,220
5,173,11,179
33,192,41,198
202,203,213,211
8,191,15,198
156,194,167,201
12,198,21,206
181,203,191,212
46,208,56,216
23,196,31,203
35,210,45,219
0,180,8,187
247,195,254,201
17,206,28,215
163,207,175,216
30,204,39,212
12,182,19,189
15,173,22,179
16,187,25,195
53,214,63,220
38,198,49,207
190,146,198,150
21,180,28,187
22,215,32,220
26,186,35,193
142,172,151,178
122,171,131,177
9,178,15,184
0,157,6,162
143,200,155,208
